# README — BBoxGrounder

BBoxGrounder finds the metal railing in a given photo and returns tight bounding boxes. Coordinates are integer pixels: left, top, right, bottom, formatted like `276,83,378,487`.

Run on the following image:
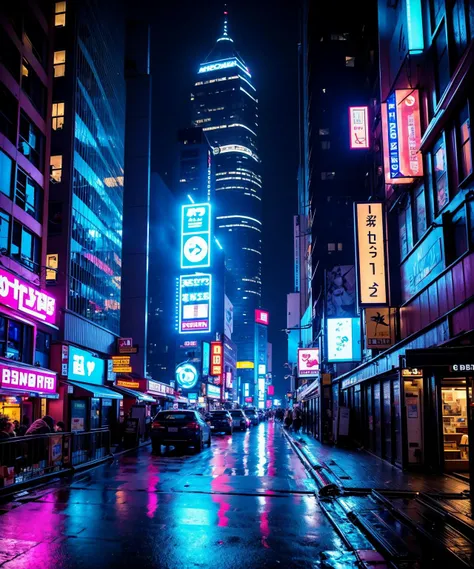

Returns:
0,429,111,492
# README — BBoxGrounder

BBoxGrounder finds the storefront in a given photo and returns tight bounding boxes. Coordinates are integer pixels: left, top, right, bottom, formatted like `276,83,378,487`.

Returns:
51,344,122,432
112,377,157,420
207,383,222,409
145,379,175,411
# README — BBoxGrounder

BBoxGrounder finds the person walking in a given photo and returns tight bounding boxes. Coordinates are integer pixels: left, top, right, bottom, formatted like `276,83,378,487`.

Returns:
293,407,302,434
284,409,293,430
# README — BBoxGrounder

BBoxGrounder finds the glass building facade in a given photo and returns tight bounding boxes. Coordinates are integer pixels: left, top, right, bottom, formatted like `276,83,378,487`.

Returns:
192,18,262,364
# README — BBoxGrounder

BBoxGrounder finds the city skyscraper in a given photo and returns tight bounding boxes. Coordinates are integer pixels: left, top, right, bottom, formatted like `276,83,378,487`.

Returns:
192,12,262,392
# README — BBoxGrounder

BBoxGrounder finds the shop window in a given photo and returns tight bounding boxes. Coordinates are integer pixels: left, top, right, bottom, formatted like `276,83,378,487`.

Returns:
55,1,66,27
50,155,63,182
21,58,46,117
457,102,472,182
53,50,66,77
52,102,65,130
434,24,450,103
0,150,13,198
11,221,41,272
449,0,468,64
0,212,10,254
0,318,33,364
101,399,113,427
432,134,448,213
442,381,469,471
345,56,355,67
7,321,22,361
15,168,43,221
18,111,44,170
446,207,468,264
34,330,51,368
90,398,100,430
413,185,427,243
399,195,413,259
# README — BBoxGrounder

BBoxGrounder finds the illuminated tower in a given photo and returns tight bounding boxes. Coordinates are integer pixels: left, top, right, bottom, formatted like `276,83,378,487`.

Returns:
192,11,262,382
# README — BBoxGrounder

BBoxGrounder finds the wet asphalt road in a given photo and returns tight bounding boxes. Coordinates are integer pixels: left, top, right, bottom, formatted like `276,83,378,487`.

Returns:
0,422,345,568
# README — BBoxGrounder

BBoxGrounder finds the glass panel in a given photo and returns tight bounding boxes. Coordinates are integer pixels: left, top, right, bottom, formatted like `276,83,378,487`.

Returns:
393,381,402,464
434,25,449,101
433,136,448,212
0,317,6,356
459,103,471,181
0,212,10,253
34,330,51,368
0,150,12,197
6,320,21,361
90,398,100,430
383,380,392,460
442,383,469,471
374,382,382,456
414,185,427,241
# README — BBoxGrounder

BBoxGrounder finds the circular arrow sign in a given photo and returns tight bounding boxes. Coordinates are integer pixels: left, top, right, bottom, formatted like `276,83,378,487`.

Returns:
184,235,208,264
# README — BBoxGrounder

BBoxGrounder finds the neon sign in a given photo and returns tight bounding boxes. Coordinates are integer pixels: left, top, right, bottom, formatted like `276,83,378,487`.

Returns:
198,58,250,77
178,274,212,334
0,364,57,395
181,203,211,269
327,318,362,362
176,363,198,390
349,106,369,149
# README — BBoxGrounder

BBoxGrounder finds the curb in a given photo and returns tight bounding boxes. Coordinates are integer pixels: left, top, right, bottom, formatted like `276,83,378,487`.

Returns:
281,427,341,496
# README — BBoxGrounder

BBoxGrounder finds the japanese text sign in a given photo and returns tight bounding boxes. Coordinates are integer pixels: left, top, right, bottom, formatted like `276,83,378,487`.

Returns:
181,203,211,269
297,348,320,378
0,363,57,395
67,346,105,385
179,274,212,334
364,308,396,349
355,202,388,305
349,106,369,149
112,355,132,374
0,267,56,325
382,89,423,184
211,341,223,378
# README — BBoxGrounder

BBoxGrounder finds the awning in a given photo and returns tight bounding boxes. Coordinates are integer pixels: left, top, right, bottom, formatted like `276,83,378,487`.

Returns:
111,385,155,403
62,380,123,400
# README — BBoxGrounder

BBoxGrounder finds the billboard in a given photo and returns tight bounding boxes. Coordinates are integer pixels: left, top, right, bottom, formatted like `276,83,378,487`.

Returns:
327,318,362,362
382,89,423,185
255,309,269,326
354,203,388,306
180,203,211,269
326,266,356,317
297,348,320,378
365,308,396,349
0,363,57,395
210,341,223,378
202,341,210,376
349,106,369,149
178,274,212,334
224,295,233,338
67,346,105,384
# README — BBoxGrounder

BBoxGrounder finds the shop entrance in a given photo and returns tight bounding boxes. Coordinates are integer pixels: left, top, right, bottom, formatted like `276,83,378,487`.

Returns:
441,379,469,473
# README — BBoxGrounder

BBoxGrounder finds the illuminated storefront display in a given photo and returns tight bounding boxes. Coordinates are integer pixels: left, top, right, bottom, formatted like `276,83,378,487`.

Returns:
207,383,221,399
181,203,211,269
178,274,212,334
297,348,320,377
327,318,362,362
349,106,369,149
67,346,105,384
364,308,396,348
354,202,388,305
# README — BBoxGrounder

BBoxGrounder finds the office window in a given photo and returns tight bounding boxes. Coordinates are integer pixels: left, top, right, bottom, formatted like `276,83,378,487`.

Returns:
0,150,13,198
450,0,468,64
328,243,336,252
21,58,46,116
319,128,330,136
399,196,413,259
55,1,66,27
413,185,427,243
321,172,336,180
0,84,18,143
11,221,40,272
18,111,43,170
50,155,63,182
345,56,355,67
0,212,10,253
432,135,448,213
337,243,343,251
35,330,51,368
434,25,449,102
52,102,65,130
446,208,468,264
321,141,331,150
458,103,472,182
15,168,43,221
53,50,66,77
0,27,21,82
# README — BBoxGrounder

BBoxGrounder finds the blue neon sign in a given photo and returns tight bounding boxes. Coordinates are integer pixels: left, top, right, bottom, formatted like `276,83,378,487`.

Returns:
386,92,400,179
406,0,424,54
176,363,198,390
198,58,251,77
181,203,211,269
178,274,212,334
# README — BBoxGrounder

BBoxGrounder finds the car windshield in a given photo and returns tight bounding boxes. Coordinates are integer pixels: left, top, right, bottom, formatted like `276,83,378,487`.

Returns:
246,410,256,415
156,412,195,421
230,411,242,417
211,412,228,418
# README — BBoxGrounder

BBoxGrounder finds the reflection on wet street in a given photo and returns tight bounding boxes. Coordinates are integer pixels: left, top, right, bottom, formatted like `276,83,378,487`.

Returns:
0,422,344,568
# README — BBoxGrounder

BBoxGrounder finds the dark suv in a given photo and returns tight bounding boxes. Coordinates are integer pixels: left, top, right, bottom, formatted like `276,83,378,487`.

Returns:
151,410,211,454
207,410,233,435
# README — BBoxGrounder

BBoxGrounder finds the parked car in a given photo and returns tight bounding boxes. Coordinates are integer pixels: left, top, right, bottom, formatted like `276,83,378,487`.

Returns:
245,408,260,426
229,410,249,431
151,410,211,454
208,410,233,435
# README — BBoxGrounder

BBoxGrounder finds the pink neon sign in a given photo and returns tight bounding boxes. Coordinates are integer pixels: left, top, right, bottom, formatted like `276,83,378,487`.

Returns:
0,363,57,395
0,268,56,325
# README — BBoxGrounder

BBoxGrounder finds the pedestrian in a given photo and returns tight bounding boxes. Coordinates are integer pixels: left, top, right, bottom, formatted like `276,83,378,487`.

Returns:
26,415,55,435
6,422,16,437
13,420,20,435
293,407,302,434
55,421,66,432
0,416,10,440
284,409,293,430
18,416,29,436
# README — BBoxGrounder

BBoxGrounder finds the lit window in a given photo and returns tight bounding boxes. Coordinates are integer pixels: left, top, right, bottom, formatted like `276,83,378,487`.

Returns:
345,56,355,67
319,128,330,136
337,243,343,251
328,243,336,252
458,103,472,181
55,2,66,26
321,172,336,180
52,102,65,130
53,51,66,77
50,155,62,182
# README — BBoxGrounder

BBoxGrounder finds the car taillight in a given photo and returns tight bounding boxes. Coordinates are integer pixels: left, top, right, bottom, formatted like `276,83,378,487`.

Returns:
228,418,232,424
152,421,165,429
186,422,200,430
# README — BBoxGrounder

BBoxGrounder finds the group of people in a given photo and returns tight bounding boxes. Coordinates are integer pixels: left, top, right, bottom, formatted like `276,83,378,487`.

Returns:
0,415,65,440
282,407,303,434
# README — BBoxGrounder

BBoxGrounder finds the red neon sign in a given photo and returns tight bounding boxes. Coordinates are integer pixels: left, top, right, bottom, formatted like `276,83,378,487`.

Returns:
255,309,269,326
210,341,223,378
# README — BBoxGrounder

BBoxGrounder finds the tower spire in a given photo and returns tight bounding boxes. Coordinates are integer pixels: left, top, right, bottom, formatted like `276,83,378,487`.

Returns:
218,5,233,42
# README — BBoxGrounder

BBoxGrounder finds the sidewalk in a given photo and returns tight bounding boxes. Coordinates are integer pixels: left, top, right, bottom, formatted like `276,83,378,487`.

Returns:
283,428,469,495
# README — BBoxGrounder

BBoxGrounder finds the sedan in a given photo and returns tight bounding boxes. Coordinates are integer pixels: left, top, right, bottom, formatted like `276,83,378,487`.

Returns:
208,410,233,435
229,410,249,431
245,409,260,426
151,410,211,454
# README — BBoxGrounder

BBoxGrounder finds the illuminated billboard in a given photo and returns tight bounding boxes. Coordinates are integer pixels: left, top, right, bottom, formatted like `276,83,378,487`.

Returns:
365,308,396,349
354,202,388,306
327,318,362,362
210,341,223,378
180,203,211,269
178,274,212,334
255,309,269,326
176,363,198,390
297,348,320,378
349,106,369,149
382,89,423,185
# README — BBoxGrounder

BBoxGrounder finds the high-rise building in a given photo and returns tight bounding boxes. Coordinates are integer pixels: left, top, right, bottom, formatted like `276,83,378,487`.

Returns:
192,12,262,392
0,1,59,423
47,0,126,430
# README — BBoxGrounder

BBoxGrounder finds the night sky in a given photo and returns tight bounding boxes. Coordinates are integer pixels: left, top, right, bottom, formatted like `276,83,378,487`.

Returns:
148,0,299,399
